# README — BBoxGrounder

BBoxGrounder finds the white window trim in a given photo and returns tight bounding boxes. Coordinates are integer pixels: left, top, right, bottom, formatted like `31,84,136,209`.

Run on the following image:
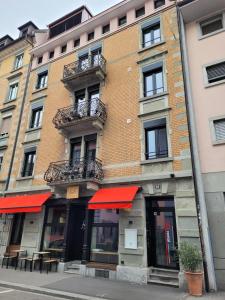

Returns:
203,58,225,88
209,115,225,146
197,11,225,40
13,52,24,70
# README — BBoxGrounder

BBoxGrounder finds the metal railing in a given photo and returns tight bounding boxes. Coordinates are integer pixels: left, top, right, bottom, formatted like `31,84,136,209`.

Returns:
63,54,106,80
53,98,107,129
145,149,168,160
144,86,164,97
44,158,104,184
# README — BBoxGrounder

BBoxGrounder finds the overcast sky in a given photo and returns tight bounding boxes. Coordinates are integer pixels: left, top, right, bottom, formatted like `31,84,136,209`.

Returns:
0,0,121,38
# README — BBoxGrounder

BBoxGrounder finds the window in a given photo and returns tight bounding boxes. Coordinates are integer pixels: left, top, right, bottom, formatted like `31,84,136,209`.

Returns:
102,24,110,34
74,38,80,48
30,107,43,129
200,14,223,36
143,67,164,97
0,117,11,137
10,214,25,245
49,51,54,59
88,32,94,41
214,119,225,141
91,210,119,264
206,62,225,84
42,206,66,256
8,83,18,101
21,150,36,177
38,56,43,64
36,71,48,89
14,53,23,70
61,44,67,53
118,16,127,26
136,7,145,18
154,0,165,9
0,156,3,171
142,22,161,48
145,119,168,160
0,43,5,49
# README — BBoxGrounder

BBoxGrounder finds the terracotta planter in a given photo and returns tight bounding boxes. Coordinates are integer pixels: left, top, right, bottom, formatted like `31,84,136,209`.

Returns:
185,271,203,296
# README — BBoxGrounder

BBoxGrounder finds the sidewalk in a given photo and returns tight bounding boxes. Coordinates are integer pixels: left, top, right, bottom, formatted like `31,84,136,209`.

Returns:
0,268,224,300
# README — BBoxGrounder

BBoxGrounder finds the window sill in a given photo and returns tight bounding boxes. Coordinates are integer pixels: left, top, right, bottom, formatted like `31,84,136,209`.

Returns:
0,104,16,113
3,98,17,105
0,134,9,140
138,41,166,54
32,86,48,94
7,71,22,80
16,176,34,181
213,140,225,146
141,157,173,165
139,92,168,102
25,127,42,133
11,66,23,73
199,28,225,41
205,79,225,89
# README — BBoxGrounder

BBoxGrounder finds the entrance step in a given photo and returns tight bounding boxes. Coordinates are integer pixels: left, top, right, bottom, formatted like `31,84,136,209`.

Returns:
64,261,82,275
148,267,179,287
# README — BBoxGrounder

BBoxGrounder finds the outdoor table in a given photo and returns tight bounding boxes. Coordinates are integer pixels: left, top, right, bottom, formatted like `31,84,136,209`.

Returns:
12,249,26,270
46,248,63,261
33,251,50,273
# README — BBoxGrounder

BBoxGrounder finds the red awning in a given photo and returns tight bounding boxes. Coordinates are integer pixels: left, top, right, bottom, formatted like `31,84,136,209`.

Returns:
0,192,52,214
88,186,139,210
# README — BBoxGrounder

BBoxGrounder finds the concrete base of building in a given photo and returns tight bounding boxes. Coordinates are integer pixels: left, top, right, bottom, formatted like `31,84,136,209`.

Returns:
116,265,148,284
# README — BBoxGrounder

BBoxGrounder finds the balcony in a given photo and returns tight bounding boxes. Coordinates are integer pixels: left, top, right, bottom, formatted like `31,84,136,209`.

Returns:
44,158,104,187
62,54,106,89
53,98,107,135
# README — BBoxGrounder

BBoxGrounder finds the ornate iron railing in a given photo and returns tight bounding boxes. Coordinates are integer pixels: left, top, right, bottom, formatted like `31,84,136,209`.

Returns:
63,54,106,80
44,158,104,184
53,98,107,129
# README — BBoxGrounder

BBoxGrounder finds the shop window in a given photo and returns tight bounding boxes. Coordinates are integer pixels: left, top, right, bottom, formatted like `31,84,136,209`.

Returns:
36,71,48,89
145,118,168,160
42,206,66,255
30,106,43,129
200,14,223,36
21,150,36,177
90,209,119,264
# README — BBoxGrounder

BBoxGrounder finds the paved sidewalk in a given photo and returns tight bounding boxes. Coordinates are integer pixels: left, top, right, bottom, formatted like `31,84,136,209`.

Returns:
0,268,224,300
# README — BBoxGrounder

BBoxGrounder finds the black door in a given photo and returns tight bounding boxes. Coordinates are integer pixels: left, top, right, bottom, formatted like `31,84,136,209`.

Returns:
84,134,97,178
67,205,86,261
10,213,25,246
146,198,179,269
88,85,100,116
70,138,82,165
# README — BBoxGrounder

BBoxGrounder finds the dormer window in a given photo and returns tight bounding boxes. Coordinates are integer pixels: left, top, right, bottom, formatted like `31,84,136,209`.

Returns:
88,32,94,41
61,44,67,53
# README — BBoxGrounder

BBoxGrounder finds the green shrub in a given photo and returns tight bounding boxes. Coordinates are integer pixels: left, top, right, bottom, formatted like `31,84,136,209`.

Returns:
178,241,202,272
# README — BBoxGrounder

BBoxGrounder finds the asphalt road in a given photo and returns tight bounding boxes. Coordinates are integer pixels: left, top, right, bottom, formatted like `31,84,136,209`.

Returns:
0,287,62,300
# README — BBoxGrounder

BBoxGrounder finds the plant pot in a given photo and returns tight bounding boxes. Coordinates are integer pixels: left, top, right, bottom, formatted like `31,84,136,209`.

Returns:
185,271,203,296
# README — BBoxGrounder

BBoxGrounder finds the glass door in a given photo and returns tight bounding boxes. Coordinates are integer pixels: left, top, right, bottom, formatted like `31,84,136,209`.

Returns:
146,198,178,269
75,89,86,117
84,135,96,178
88,85,100,116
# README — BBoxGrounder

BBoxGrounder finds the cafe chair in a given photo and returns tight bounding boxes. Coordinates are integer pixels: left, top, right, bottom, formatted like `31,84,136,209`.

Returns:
1,246,17,269
24,253,40,272
16,250,28,270
43,253,59,273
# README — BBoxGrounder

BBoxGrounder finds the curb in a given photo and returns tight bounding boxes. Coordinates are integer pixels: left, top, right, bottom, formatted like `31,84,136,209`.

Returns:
0,280,109,300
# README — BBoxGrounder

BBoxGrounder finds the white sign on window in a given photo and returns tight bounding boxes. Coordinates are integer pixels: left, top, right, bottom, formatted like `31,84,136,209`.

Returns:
124,228,138,249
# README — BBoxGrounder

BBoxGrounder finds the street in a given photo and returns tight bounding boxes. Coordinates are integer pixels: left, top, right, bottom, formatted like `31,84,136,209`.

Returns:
0,288,63,300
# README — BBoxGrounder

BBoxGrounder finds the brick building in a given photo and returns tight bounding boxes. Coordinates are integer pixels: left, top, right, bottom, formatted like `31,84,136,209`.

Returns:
0,0,201,287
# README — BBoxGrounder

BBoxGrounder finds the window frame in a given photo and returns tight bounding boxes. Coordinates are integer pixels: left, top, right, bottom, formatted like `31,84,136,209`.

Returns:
142,22,161,48
143,67,164,97
8,82,19,101
0,116,12,137
0,156,3,172
38,56,43,64
118,15,127,27
36,71,48,90
102,24,110,35
87,32,95,41
49,51,54,59
204,59,225,87
199,13,224,38
154,0,165,9
61,44,67,54
29,106,43,129
14,53,24,70
74,38,80,48
21,150,36,177
136,7,145,19
210,115,225,145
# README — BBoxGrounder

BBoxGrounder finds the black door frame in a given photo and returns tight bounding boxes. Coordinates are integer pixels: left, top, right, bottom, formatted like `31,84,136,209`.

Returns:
146,197,179,270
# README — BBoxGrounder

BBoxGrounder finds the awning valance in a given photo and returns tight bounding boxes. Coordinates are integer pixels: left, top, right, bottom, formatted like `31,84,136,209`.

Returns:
88,186,139,210
0,192,52,214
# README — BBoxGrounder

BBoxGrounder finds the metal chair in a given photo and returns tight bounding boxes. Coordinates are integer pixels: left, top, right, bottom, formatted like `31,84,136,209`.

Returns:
1,246,17,269
24,253,40,272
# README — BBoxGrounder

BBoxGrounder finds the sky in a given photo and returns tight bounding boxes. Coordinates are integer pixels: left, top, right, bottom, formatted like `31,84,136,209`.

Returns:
0,0,121,39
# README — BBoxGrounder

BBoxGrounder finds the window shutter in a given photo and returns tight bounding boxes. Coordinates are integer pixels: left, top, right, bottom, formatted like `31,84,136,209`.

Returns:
206,62,225,82
214,119,225,141
0,117,11,135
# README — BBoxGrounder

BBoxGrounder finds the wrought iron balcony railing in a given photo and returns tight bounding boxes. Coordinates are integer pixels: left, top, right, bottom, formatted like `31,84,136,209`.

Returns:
44,158,104,185
63,54,106,80
53,98,107,129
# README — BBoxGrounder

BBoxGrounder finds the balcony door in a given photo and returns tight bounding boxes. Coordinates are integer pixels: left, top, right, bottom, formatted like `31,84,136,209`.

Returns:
75,90,86,117
70,138,81,166
88,85,100,116
84,135,96,178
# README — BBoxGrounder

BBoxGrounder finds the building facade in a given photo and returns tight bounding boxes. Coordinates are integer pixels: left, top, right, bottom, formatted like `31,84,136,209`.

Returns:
0,0,202,287
179,0,225,290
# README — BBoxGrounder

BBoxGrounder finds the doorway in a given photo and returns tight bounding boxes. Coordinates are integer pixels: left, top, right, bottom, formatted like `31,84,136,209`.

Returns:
10,213,25,249
146,197,178,269
66,205,86,261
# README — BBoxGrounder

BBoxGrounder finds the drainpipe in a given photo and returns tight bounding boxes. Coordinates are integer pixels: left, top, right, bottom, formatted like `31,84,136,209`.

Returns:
177,7,217,292
4,38,34,193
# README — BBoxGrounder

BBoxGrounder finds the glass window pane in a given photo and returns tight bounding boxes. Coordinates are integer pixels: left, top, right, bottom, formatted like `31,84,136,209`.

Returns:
147,130,156,159
145,74,153,96
153,28,161,43
91,226,118,253
155,70,163,93
93,210,119,224
158,127,168,157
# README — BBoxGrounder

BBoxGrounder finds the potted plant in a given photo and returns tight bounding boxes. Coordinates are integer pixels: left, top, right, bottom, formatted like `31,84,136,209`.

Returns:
178,241,203,296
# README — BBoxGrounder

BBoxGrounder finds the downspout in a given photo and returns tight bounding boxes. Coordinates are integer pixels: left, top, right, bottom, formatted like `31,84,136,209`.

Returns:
4,39,34,193
177,7,217,292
